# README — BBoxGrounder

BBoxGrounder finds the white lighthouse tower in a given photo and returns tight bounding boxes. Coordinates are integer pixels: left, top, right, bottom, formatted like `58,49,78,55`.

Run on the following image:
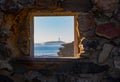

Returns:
58,37,61,41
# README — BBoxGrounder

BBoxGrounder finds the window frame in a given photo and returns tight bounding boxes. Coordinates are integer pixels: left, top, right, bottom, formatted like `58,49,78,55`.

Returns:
29,12,79,58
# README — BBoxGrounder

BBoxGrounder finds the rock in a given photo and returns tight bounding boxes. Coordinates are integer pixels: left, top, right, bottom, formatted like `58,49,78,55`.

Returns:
111,47,120,69
73,62,109,74
0,42,12,59
0,29,12,40
79,38,99,59
79,37,98,58
98,44,114,63
110,47,119,58
80,53,90,58
81,38,98,51
78,13,95,32
79,37,85,56
95,23,120,39
17,36,29,55
92,0,119,13
0,59,13,71
0,29,12,59
112,38,120,46
58,42,74,57
114,5,120,22
12,74,25,82
114,60,120,69
25,71,42,81
104,13,114,18
15,0,34,7
62,0,93,12
94,14,110,25
79,44,84,52
97,38,109,50
81,29,95,37
0,0,19,13
0,11,4,26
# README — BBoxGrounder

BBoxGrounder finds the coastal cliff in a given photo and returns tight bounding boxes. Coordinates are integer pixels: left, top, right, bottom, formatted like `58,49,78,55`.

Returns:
58,42,74,57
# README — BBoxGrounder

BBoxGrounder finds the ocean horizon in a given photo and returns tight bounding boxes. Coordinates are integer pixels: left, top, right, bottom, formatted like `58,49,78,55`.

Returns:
34,43,63,57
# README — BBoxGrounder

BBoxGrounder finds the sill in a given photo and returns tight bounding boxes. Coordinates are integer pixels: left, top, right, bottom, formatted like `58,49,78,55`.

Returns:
15,56,80,62
14,56,79,70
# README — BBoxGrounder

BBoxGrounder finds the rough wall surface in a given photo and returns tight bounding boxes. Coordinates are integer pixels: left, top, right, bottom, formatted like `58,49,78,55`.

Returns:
0,0,120,82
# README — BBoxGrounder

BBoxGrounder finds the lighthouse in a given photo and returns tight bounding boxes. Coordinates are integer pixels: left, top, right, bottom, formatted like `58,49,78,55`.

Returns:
58,37,61,41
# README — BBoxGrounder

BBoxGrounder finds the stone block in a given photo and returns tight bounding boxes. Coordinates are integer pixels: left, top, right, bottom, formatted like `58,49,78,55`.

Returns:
0,11,4,26
110,47,120,59
114,5,120,22
78,13,95,32
96,23,120,39
92,0,119,13
82,38,98,51
113,38,120,46
15,0,34,7
0,59,13,71
62,0,93,12
98,44,114,63
0,0,19,13
81,29,95,37
114,60,120,69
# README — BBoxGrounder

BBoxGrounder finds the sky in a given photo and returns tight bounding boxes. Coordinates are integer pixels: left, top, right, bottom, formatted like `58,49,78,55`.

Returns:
34,16,74,43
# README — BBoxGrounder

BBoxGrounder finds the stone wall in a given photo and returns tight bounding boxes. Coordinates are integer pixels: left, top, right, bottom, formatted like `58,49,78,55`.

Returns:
77,0,120,81
78,0,120,67
0,0,120,82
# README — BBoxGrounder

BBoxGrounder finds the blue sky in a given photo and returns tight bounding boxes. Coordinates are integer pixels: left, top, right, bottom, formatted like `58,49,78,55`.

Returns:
34,16,74,43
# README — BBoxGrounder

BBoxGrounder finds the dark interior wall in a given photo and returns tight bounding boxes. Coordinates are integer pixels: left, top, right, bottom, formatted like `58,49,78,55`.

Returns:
0,0,120,82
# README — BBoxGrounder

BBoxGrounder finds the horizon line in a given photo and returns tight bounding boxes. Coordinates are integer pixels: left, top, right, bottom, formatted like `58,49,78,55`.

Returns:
34,40,74,44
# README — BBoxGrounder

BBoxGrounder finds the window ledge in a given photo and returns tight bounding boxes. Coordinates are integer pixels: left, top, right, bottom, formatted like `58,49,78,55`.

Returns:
13,57,79,70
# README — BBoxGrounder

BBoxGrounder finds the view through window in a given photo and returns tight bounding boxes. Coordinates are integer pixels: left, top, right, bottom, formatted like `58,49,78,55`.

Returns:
34,16,74,58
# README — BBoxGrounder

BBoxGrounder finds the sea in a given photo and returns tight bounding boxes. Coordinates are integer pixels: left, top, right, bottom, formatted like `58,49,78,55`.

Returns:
34,43,63,57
